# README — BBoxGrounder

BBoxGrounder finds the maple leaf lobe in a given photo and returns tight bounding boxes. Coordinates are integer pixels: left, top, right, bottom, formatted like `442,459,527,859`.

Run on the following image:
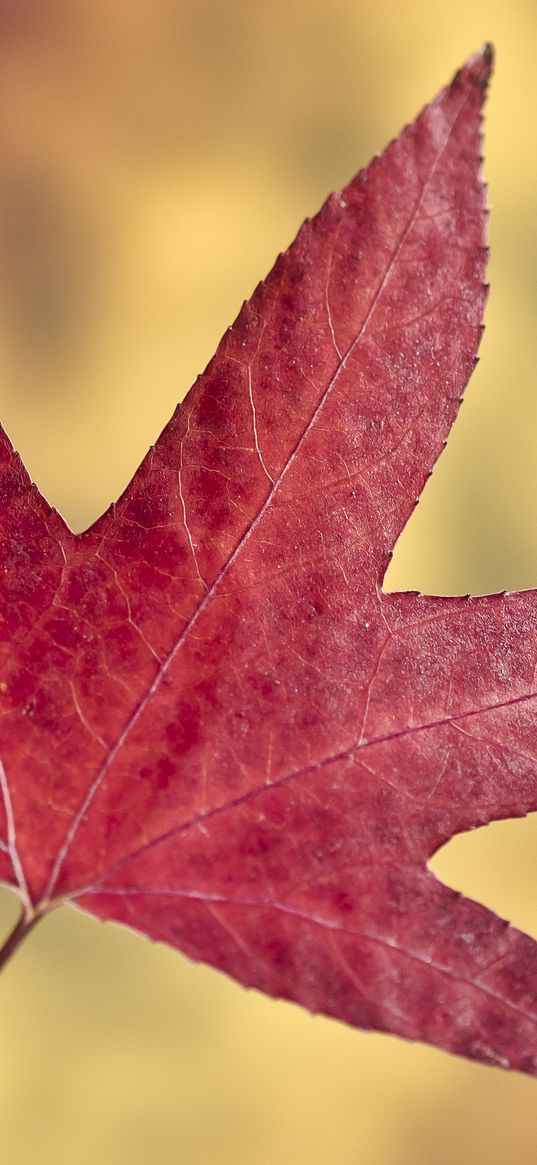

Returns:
3,44,537,1076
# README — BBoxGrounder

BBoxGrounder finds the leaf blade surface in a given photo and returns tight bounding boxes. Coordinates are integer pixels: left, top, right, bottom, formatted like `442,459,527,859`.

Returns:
3,45,537,1074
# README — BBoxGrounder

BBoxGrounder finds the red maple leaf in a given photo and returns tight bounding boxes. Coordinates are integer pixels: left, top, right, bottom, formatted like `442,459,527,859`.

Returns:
1,44,535,1075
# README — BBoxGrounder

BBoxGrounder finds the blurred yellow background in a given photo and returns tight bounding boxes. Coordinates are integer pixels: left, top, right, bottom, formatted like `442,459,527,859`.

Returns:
1,1,537,1161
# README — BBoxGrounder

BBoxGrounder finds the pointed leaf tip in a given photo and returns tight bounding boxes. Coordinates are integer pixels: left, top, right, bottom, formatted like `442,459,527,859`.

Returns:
483,42,495,70
455,43,495,94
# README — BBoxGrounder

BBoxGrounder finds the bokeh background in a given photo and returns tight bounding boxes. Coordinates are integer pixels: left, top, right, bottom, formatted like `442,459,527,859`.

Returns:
0,1,536,1161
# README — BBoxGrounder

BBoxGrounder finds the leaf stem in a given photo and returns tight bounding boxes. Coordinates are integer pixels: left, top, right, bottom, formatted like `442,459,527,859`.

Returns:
0,908,41,973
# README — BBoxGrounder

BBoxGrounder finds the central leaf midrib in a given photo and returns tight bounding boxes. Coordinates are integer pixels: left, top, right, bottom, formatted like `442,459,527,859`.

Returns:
43,86,473,903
